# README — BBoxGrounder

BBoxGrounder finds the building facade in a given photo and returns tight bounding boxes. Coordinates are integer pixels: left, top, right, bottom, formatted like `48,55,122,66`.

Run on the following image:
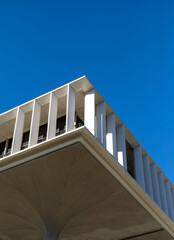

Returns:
0,76,174,239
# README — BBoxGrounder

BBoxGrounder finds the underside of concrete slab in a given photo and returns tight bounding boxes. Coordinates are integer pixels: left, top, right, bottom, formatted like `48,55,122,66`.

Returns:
0,141,173,240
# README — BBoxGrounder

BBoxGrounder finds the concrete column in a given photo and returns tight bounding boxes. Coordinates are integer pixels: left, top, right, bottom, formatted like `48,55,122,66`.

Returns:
66,84,75,132
134,146,145,190
96,101,106,147
106,113,117,160
84,89,95,135
47,92,58,140
150,164,161,207
143,155,154,199
165,181,174,220
116,125,127,170
11,107,25,154
158,173,169,215
29,100,41,147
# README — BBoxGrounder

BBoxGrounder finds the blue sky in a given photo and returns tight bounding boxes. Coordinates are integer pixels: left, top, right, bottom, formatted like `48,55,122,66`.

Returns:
0,1,174,182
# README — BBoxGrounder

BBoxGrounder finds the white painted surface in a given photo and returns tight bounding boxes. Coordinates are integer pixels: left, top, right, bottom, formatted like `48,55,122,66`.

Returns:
11,108,25,154
47,93,58,140
96,101,106,147
143,155,154,199
134,146,145,190
84,89,95,135
158,172,169,215
116,125,127,170
66,84,75,132
150,164,161,207
165,181,174,221
106,113,117,160
29,100,41,147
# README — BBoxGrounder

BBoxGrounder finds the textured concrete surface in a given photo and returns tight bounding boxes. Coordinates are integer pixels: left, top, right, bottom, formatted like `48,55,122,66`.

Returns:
0,143,173,239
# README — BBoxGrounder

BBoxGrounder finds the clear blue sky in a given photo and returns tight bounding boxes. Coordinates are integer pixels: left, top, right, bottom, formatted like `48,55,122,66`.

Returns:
0,1,174,183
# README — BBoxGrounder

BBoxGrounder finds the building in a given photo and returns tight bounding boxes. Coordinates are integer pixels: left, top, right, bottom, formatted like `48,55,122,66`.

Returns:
0,76,174,240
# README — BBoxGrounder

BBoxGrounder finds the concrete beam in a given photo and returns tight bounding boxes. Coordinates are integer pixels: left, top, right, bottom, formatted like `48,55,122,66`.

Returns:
96,101,106,147
106,113,117,160
84,89,95,135
66,84,75,132
134,145,145,190
116,125,127,170
29,100,41,147
47,93,58,140
150,164,161,207
143,155,154,199
11,108,25,154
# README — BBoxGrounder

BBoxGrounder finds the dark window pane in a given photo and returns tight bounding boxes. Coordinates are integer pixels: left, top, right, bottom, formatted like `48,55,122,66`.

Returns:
75,115,84,128
6,138,13,156
38,123,47,143
0,141,6,158
21,131,30,150
126,141,135,179
56,116,66,135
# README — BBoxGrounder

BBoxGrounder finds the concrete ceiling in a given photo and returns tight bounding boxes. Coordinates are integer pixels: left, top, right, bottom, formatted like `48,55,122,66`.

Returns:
0,143,173,240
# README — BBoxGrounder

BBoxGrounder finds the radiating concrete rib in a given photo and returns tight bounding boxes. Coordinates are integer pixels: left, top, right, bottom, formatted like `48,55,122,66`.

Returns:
84,88,95,135
134,145,145,191
47,92,58,140
106,113,117,160
11,107,25,154
96,101,106,147
66,84,75,132
143,155,154,199
28,100,41,147
116,125,127,170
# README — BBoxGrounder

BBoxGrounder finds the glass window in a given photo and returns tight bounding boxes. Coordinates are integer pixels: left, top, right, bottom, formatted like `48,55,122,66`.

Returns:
0,141,6,158
38,123,48,143
75,115,84,128
21,131,30,150
56,116,66,136
6,138,13,156
126,141,135,178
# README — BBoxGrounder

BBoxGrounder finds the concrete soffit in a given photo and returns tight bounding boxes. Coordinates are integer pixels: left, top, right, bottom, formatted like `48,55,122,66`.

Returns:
0,126,174,238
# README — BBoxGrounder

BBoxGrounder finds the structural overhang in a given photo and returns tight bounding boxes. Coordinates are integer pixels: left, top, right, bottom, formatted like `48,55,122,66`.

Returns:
0,127,174,239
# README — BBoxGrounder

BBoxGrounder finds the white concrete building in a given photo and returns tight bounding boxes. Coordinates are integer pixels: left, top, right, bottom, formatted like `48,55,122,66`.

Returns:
0,76,174,239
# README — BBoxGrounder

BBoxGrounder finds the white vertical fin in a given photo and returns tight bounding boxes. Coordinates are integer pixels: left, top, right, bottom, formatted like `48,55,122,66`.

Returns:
150,164,161,207
28,100,41,147
84,89,95,135
96,101,106,147
165,181,174,221
47,92,58,140
66,84,75,132
143,155,154,198
134,146,145,190
116,125,127,170
158,173,169,215
171,188,174,210
11,107,25,154
106,113,117,160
